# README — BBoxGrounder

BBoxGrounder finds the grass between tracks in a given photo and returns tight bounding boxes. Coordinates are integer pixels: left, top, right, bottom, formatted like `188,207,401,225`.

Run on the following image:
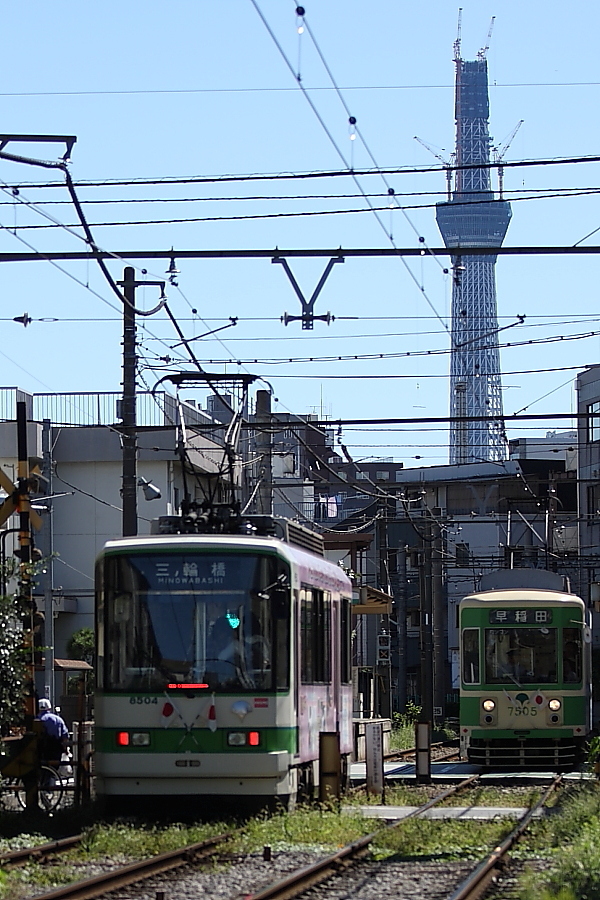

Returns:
511,780,600,900
1,783,600,900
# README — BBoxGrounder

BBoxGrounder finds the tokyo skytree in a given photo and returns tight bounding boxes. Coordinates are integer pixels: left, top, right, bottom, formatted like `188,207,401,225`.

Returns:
436,36,511,464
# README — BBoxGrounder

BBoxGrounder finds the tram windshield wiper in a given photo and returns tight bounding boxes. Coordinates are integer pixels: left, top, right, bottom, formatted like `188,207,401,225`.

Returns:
499,666,522,689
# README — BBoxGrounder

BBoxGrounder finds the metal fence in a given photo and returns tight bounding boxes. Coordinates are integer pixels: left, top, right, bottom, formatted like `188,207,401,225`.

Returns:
0,388,215,433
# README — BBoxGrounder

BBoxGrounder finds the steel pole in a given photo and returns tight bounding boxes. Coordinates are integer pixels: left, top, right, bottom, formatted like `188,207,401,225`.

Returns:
121,267,137,537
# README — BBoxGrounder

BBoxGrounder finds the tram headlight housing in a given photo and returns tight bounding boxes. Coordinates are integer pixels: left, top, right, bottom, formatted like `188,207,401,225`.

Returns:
131,732,151,746
482,699,496,712
548,699,562,712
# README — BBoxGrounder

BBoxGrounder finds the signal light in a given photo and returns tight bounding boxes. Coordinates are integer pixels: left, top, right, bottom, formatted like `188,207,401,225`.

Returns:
248,731,260,746
116,731,130,746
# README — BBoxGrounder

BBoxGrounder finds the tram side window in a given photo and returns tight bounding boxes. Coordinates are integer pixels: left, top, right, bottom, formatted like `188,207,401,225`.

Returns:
95,561,104,691
340,597,352,684
563,628,582,683
300,588,331,683
462,629,480,684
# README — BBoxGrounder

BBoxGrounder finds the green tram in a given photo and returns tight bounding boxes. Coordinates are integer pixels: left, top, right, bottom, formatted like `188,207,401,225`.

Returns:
459,570,592,769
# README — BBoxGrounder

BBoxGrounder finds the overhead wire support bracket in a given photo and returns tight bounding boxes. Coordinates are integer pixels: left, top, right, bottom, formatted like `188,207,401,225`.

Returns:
273,252,344,329
0,134,77,168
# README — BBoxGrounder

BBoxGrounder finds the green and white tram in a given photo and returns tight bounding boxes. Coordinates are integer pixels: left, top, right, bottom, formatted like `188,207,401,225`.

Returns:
94,516,354,808
459,570,592,769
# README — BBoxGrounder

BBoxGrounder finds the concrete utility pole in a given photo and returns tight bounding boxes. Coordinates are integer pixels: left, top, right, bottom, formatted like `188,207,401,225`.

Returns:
394,545,408,715
120,267,138,538
376,503,392,719
419,524,434,725
42,419,54,705
432,529,445,722
118,267,165,537
254,390,273,516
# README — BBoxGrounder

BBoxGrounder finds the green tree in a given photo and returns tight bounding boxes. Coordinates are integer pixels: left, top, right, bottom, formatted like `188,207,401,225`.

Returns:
67,627,94,666
0,593,28,735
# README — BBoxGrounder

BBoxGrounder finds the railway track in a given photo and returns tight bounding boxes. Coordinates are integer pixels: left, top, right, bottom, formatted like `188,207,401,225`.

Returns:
20,831,233,900
447,775,562,900
0,834,84,868
243,775,562,900
244,775,480,900
384,741,460,764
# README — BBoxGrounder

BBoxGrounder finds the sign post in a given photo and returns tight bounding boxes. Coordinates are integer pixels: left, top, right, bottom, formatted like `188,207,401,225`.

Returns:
365,721,385,800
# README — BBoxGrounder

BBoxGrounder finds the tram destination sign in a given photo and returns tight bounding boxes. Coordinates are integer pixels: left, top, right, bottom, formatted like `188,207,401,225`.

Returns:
489,609,553,625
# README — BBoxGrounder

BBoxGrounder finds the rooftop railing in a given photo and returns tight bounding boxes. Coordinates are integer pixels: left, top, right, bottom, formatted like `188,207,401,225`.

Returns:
0,387,219,437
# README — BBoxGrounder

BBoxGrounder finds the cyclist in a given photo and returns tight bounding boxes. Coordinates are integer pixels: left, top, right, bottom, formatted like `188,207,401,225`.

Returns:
36,699,69,767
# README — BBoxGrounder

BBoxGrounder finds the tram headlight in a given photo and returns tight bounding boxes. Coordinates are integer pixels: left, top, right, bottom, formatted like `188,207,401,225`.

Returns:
482,699,496,712
131,732,151,746
228,732,247,746
548,699,562,712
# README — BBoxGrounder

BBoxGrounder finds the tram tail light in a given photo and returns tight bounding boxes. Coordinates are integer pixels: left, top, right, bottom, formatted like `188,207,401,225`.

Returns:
116,731,130,746
227,731,261,747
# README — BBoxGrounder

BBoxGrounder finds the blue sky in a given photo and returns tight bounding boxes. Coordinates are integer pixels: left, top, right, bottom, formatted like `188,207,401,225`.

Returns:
0,1,598,465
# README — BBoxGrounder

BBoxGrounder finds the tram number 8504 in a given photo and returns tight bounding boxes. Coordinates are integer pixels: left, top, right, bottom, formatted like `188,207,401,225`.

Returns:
129,697,159,705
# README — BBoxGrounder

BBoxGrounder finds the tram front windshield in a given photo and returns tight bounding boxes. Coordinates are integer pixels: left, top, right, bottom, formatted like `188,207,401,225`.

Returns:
101,553,290,692
485,628,557,685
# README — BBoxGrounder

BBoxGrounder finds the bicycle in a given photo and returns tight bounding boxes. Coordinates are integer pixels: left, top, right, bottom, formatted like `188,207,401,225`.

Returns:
1,763,65,812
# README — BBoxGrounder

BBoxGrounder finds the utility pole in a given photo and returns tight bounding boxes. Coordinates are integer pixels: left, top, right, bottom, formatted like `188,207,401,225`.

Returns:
15,401,35,724
419,521,434,724
254,390,273,516
118,267,165,537
42,419,54,705
395,545,408,715
432,527,445,723
376,501,392,719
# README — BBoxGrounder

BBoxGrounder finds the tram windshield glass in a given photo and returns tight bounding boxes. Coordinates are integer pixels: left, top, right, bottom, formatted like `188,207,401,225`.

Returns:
100,552,290,692
485,628,557,685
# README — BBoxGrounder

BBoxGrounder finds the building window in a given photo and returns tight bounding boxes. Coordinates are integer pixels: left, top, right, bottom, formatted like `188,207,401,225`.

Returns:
356,471,368,480
376,471,390,481
588,401,600,442
589,484,600,520
407,609,420,630
455,542,470,566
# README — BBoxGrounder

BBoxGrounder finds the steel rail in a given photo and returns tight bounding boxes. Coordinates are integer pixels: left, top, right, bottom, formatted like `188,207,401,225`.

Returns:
447,774,563,900
384,740,446,760
0,834,84,867
27,831,233,900
245,775,480,900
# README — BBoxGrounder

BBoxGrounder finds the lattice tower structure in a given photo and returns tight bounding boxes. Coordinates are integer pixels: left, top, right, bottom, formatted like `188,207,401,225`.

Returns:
436,58,511,464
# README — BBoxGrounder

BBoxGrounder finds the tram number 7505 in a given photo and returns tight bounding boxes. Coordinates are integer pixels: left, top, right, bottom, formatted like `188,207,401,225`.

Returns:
507,706,537,716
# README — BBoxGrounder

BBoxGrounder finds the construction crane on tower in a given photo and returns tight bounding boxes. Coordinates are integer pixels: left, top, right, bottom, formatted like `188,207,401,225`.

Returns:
477,18,495,60
413,136,454,201
493,120,525,198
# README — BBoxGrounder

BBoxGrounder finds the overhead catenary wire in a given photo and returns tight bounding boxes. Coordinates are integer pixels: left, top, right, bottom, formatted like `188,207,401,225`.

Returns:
5,152,600,191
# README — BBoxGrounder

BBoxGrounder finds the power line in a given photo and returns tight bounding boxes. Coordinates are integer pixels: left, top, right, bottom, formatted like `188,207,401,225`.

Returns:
6,188,599,230
1,81,599,98
4,153,600,191
0,185,596,206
